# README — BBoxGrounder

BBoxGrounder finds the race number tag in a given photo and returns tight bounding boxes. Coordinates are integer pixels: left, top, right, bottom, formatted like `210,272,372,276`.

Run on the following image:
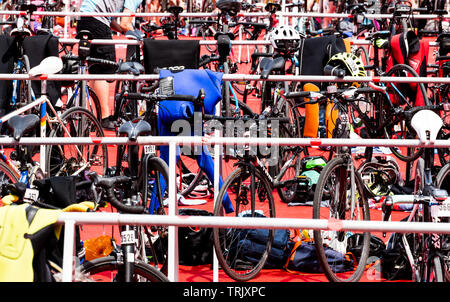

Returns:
144,145,156,155
436,199,450,217
121,230,136,245
24,188,39,203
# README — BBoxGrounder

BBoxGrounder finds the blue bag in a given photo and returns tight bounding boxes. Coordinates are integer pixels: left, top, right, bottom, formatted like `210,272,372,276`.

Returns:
158,68,223,126
151,68,234,214
284,241,354,274
229,228,291,269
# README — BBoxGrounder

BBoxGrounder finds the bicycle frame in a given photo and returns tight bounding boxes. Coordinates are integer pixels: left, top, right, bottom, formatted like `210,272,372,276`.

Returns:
382,109,449,281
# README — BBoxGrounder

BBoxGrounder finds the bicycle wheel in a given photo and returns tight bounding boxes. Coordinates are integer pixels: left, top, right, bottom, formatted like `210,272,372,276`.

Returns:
46,107,108,177
177,154,205,197
354,46,370,68
312,156,371,282
382,64,430,162
411,157,430,282
79,256,169,282
202,26,217,53
0,161,19,206
140,156,170,275
427,256,444,282
213,166,275,281
66,84,102,122
14,54,33,110
436,162,450,189
273,97,304,203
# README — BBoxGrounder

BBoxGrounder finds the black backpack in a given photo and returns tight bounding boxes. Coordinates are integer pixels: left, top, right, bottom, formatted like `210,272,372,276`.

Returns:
380,232,413,281
178,208,214,266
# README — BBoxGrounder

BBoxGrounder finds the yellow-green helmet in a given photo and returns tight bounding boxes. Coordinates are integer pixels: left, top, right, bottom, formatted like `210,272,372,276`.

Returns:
327,52,366,77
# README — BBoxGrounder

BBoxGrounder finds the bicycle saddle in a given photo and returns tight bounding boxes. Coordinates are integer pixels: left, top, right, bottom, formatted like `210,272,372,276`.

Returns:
10,18,32,38
125,29,145,41
437,33,450,55
370,31,390,40
423,186,449,202
167,5,183,16
29,56,63,76
10,27,32,38
239,22,267,30
5,182,27,201
118,119,152,141
259,56,285,79
410,110,443,144
215,33,233,59
75,30,93,41
7,114,40,141
117,61,145,75
217,0,242,16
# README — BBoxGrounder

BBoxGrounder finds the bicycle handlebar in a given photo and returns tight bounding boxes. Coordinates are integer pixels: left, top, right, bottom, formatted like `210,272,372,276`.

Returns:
87,172,147,214
62,54,118,67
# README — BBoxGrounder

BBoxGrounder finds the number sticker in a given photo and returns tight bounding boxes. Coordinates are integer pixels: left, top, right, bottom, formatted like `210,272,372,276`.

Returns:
24,188,39,203
121,230,136,245
436,199,450,217
144,145,156,155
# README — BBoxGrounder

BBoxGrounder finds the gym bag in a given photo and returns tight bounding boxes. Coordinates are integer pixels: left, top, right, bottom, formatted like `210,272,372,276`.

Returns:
178,208,215,265
284,230,354,274
380,231,413,280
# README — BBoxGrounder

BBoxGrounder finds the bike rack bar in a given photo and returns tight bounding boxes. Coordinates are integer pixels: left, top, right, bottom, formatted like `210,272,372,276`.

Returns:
58,210,450,281
0,73,450,84
58,211,450,234
1,73,449,84
0,136,449,148
0,10,448,20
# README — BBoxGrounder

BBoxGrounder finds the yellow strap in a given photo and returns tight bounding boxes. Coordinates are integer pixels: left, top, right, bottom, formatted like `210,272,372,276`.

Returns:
343,38,352,53
1,194,19,206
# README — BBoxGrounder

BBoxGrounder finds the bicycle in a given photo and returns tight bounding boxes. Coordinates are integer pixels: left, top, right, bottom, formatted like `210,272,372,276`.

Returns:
381,107,450,282
78,172,169,282
59,30,121,122
81,86,205,279
211,106,312,281
297,84,388,282
0,57,106,189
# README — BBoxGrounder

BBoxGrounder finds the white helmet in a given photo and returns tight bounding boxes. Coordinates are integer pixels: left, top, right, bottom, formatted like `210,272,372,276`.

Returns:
268,25,304,54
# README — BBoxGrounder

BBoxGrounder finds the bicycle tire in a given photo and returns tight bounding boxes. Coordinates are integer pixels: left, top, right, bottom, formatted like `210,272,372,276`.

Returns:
312,156,371,282
202,26,217,53
21,54,32,106
382,64,430,162
354,46,370,68
66,84,102,123
213,166,275,281
412,157,430,282
0,161,19,206
45,106,108,177
177,155,205,197
437,129,449,166
140,156,170,276
427,255,444,282
79,256,169,282
436,162,450,189
273,97,304,203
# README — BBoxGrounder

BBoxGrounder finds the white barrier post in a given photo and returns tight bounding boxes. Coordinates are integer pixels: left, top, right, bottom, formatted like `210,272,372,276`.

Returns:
61,219,76,282
213,101,221,282
167,141,179,282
